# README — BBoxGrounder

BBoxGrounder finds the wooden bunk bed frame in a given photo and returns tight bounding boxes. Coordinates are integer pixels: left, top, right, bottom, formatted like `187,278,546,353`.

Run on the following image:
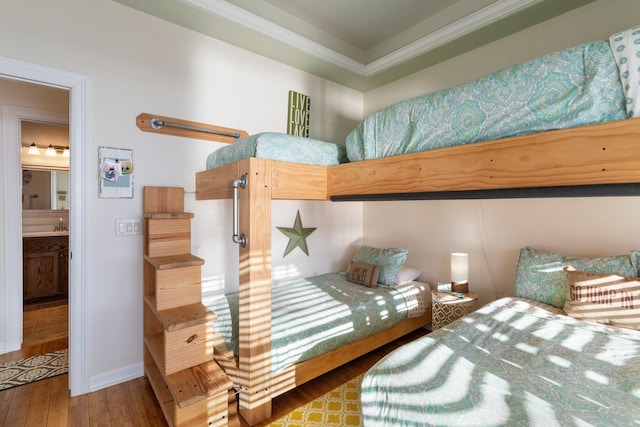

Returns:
194,156,433,425
139,113,640,426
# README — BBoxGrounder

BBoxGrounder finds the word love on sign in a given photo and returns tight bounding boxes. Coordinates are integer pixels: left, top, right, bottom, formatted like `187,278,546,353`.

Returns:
287,90,310,137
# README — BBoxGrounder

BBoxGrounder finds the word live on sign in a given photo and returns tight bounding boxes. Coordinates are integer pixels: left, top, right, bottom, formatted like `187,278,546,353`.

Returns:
287,90,310,137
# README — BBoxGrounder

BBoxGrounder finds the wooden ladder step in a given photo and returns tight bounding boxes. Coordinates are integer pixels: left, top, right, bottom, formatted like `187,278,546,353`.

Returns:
145,297,217,330
143,257,203,311
145,331,214,376
144,212,195,220
167,360,234,408
146,359,233,426
144,214,196,258
144,253,205,270
143,187,185,214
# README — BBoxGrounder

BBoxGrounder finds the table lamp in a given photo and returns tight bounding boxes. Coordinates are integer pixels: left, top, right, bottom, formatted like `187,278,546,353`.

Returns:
451,252,469,293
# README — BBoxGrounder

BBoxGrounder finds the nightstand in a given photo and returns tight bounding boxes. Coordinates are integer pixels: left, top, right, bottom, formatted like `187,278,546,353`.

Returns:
431,291,478,330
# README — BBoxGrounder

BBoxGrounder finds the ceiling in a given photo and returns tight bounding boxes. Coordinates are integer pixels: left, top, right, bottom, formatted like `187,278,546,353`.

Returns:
115,0,595,91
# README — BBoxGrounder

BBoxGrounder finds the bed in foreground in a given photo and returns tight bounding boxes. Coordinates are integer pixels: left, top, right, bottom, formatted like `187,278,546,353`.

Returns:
361,248,640,426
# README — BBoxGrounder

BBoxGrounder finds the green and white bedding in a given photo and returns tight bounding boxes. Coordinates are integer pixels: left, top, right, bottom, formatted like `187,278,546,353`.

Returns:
207,273,429,373
346,26,640,162
361,297,640,426
205,27,640,169
205,132,347,169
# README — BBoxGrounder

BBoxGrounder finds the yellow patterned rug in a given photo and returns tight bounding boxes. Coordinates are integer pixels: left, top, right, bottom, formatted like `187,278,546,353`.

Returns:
268,374,363,427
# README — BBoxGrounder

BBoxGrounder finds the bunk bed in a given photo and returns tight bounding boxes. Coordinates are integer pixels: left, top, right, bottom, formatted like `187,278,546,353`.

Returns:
136,25,640,426
192,155,434,426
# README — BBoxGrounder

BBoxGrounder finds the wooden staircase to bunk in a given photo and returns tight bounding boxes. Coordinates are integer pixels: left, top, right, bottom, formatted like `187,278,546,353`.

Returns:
143,186,236,427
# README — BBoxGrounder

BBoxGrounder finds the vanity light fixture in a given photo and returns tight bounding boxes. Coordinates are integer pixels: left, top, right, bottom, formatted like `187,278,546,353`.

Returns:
27,142,40,155
24,142,70,157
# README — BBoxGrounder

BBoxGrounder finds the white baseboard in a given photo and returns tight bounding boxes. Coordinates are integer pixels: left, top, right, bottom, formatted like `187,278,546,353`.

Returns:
89,362,144,392
0,341,20,355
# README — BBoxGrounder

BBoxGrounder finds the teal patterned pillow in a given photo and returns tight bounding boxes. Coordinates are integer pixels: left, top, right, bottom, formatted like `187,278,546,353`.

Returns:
351,246,410,286
514,247,640,308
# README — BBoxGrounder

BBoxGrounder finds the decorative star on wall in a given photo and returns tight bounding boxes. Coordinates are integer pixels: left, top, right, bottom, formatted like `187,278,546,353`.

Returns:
277,210,316,257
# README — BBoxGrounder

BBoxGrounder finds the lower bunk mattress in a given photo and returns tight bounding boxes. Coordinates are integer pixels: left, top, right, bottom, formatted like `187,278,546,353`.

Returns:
361,297,640,426
205,132,347,169
207,273,431,373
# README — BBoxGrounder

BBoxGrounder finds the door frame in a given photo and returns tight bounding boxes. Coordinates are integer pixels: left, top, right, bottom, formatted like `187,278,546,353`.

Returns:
1,56,89,396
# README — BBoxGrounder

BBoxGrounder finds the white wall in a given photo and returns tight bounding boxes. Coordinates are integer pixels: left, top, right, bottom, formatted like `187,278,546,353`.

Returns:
362,0,640,307
0,0,362,389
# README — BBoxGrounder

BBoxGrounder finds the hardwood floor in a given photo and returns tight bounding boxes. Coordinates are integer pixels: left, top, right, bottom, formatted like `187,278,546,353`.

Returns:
0,339,166,427
0,325,429,426
23,299,68,345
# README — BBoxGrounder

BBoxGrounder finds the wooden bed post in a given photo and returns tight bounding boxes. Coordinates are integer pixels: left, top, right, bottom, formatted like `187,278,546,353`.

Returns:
237,158,273,425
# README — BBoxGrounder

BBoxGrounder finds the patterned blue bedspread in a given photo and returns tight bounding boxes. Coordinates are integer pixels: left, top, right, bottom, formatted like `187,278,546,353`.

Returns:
347,40,627,161
361,297,640,426
207,273,422,373
206,132,347,168
205,30,637,169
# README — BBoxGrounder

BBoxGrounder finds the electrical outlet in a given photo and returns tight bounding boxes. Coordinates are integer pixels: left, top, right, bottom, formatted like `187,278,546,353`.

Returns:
115,218,142,236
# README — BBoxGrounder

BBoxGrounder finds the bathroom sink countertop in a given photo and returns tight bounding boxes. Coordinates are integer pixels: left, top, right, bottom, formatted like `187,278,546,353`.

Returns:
23,231,70,238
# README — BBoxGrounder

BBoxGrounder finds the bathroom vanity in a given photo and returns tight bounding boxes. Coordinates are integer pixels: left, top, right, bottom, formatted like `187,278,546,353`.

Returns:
23,234,68,303
22,210,69,303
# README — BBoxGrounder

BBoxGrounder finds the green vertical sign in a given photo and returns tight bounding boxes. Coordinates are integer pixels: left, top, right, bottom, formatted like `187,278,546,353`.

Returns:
287,90,310,137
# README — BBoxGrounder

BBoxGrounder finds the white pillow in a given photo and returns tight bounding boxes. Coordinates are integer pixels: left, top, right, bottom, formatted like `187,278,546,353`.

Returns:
397,265,421,284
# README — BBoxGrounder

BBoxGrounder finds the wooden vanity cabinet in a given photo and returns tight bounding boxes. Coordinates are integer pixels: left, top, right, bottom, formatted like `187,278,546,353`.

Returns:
23,236,68,302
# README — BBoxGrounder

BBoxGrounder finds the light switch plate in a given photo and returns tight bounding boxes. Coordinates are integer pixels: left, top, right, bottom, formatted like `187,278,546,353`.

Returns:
115,218,142,236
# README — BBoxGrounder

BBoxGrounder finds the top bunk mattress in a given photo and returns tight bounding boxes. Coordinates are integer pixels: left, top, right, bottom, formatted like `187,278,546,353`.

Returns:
346,33,633,162
206,132,348,169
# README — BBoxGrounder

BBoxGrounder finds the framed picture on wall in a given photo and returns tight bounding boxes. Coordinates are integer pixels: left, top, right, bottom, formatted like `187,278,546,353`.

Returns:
287,90,310,137
98,146,134,198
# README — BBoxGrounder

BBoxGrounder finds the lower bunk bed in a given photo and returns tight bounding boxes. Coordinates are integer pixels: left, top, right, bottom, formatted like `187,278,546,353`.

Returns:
207,272,431,402
360,247,640,426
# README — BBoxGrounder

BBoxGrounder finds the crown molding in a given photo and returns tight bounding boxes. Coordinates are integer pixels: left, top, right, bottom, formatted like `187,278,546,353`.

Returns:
116,0,596,91
184,0,366,74
366,0,536,75
183,0,537,77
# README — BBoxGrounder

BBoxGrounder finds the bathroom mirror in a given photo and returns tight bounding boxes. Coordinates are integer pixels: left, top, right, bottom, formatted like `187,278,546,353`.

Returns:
22,169,70,210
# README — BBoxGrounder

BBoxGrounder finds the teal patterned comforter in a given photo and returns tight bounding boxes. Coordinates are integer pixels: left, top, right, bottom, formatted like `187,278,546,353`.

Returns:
347,40,627,161
361,297,640,426
208,273,418,373
205,132,347,168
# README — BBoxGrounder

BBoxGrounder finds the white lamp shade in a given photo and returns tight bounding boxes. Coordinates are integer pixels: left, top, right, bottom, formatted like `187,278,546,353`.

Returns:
451,253,469,284
45,144,56,157
27,142,40,155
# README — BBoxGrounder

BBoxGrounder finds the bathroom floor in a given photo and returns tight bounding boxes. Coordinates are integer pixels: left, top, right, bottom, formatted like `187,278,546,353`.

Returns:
23,299,68,345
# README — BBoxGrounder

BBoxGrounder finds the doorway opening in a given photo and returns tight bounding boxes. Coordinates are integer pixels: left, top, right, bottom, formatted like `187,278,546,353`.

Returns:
21,120,70,356
1,56,89,396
